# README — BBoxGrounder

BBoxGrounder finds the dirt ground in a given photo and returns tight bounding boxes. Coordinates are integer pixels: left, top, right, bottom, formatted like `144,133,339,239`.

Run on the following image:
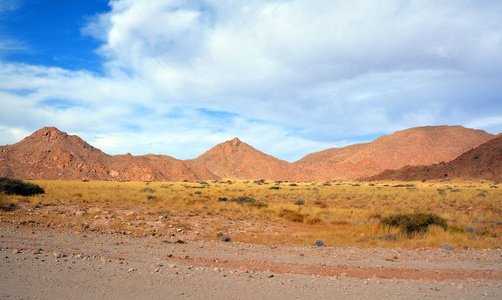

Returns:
1,225,501,299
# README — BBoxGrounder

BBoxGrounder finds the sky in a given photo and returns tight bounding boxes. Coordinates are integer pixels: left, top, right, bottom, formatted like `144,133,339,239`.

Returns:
0,0,501,162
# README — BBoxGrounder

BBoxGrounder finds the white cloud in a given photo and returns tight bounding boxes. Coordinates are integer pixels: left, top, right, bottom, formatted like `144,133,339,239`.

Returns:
1,0,502,161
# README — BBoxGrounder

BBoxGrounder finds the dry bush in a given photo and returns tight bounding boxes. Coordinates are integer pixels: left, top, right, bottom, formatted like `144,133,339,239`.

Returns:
278,209,304,222
305,217,323,225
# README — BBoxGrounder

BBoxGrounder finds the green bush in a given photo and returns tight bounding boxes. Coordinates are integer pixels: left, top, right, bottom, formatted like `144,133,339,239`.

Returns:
381,212,447,235
0,177,44,196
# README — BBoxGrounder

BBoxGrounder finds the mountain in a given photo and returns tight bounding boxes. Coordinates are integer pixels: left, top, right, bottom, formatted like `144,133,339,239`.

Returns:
0,127,111,180
188,138,307,181
0,125,497,182
294,126,494,180
0,127,218,181
366,134,502,182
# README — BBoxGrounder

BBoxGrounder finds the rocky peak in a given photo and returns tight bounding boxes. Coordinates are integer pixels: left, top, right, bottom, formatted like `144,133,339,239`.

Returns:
230,137,241,147
29,127,68,142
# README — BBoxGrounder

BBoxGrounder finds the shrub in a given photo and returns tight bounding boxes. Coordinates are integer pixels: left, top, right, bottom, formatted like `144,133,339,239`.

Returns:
231,196,268,208
294,199,305,205
218,197,227,202
314,239,326,247
0,177,44,196
269,186,280,190
221,235,231,242
140,188,156,193
232,196,257,204
380,212,447,235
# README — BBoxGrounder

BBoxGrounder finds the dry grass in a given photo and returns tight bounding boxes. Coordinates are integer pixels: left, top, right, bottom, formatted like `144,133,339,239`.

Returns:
0,179,500,249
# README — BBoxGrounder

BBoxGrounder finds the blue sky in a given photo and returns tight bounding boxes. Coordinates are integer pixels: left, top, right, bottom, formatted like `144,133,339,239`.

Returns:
1,0,502,162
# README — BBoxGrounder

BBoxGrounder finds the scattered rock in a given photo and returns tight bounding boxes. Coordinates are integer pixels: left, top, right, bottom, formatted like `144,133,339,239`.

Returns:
126,211,137,218
12,249,20,254
465,227,476,234
127,268,137,273
53,252,63,258
441,243,454,251
74,210,86,216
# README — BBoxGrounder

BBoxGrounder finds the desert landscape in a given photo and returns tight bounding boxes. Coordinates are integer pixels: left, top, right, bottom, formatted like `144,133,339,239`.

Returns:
1,126,502,299
3,1,502,299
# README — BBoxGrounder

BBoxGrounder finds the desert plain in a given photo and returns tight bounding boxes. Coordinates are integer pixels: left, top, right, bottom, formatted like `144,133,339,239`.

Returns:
1,179,501,299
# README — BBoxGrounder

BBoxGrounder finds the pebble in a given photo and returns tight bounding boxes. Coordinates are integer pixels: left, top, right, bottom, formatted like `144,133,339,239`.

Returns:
441,243,454,251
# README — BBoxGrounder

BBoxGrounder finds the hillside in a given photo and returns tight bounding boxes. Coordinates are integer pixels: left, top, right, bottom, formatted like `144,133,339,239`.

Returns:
188,138,307,181
0,127,218,181
367,134,502,182
294,126,494,180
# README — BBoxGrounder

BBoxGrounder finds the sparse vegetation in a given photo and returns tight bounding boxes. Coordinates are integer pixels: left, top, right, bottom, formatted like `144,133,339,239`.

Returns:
0,179,499,249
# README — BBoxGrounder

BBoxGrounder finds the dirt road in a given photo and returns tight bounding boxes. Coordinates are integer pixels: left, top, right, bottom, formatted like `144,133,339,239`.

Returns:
1,225,501,299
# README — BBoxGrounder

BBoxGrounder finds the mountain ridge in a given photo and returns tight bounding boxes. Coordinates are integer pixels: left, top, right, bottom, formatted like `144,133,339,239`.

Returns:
366,134,502,182
294,125,494,180
0,125,498,181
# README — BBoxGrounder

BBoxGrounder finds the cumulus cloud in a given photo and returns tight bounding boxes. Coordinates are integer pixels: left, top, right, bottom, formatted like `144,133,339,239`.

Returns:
1,0,502,161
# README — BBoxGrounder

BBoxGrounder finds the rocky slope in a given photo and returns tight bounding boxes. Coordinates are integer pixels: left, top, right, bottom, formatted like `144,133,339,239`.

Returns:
294,126,494,180
188,138,307,181
0,127,218,181
0,125,497,181
367,134,502,182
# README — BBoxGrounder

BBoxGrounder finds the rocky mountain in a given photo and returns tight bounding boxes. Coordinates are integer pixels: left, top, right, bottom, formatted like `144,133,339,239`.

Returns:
294,126,494,180
0,125,498,182
366,134,502,182
0,127,218,181
188,138,307,181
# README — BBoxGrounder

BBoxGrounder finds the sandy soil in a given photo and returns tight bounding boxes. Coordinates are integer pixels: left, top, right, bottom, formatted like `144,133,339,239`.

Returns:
1,225,501,299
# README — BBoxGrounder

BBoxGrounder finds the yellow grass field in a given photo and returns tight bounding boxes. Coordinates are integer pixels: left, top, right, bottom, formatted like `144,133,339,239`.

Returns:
1,179,501,249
